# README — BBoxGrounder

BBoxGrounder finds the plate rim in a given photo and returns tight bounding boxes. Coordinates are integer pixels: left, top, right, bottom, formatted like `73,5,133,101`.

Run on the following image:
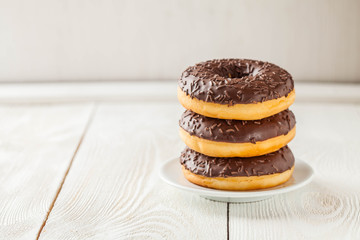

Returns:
159,157,314,198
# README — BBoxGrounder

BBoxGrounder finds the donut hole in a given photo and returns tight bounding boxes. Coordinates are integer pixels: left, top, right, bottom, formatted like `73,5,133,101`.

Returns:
212,63,256,79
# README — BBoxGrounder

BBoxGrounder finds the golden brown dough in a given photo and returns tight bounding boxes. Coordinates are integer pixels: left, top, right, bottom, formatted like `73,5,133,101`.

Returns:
178,87,295,120
182,166,294,190
179,127,296,157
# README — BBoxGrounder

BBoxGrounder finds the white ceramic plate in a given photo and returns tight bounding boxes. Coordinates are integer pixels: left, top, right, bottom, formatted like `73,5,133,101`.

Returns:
159,157,314,203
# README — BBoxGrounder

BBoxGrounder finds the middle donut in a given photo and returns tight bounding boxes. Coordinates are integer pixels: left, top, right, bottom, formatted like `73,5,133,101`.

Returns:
179,109,296,157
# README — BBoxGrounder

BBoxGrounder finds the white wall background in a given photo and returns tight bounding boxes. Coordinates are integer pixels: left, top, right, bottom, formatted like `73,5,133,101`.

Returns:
0,0,359,82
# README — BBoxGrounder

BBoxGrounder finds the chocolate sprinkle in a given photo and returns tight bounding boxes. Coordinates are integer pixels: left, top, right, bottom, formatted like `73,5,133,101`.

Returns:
178,59,294,104
179,109,296,143
180,146,294,178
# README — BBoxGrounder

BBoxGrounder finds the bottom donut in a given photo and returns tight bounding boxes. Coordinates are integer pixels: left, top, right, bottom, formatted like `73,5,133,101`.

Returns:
180,146,295,191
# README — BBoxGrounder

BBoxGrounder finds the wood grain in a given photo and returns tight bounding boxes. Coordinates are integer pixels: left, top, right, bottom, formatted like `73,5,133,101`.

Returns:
230,103,360,240
39,103,227,239
0,104,93,239
0,83,359,239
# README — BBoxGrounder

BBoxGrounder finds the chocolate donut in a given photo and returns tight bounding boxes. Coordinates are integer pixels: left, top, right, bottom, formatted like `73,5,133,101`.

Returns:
179,109,296,157
180,146,295,190
178,59,295,120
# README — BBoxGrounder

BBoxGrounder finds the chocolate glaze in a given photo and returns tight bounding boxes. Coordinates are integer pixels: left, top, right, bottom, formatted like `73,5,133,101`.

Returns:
180,146,294,178
179,109,296,143
178,59,294,105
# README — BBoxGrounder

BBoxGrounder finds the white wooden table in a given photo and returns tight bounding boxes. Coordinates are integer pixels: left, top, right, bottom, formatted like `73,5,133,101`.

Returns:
0,82,359,240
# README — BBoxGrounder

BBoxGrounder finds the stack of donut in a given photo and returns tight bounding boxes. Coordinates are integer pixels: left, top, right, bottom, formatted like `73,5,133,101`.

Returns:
177,59,296,190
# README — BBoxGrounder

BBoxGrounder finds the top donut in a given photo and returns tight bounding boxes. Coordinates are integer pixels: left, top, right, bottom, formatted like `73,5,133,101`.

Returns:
177,59,296,120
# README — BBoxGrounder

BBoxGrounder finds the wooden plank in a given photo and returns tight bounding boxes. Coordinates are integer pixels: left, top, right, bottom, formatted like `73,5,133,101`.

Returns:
229,103,360,239
0,104,93,239
39,103,227,239
0,82,358,104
